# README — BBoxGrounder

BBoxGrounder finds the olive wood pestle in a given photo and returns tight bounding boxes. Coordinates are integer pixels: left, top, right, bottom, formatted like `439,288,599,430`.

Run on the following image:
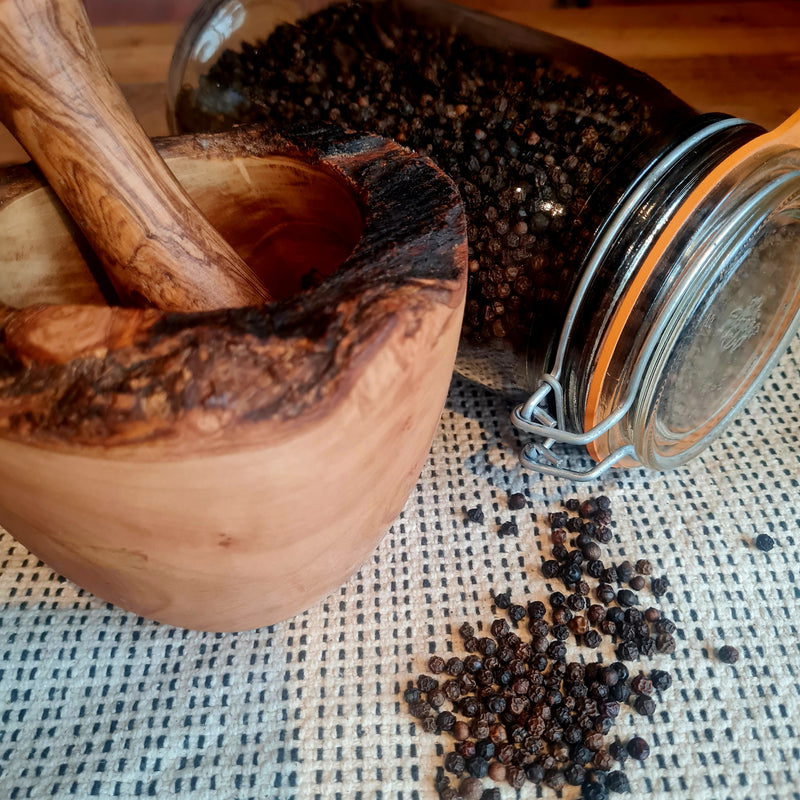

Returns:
0,0,272,311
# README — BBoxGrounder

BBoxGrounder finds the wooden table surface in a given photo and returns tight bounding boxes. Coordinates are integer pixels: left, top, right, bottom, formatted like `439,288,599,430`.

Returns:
1,0,798,165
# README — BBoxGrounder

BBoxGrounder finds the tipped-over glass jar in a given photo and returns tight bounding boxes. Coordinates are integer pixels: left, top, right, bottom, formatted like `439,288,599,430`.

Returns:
168,0,800,481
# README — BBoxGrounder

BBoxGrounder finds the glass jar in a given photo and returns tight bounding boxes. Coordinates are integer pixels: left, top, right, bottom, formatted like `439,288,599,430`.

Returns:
168,0,800,480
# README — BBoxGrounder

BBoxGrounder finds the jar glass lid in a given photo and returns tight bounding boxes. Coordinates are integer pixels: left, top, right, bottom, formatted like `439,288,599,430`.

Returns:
633,180,800,468
583,133,800,472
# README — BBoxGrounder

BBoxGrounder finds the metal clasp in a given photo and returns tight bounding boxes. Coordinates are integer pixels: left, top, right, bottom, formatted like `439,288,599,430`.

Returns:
510,375,635,481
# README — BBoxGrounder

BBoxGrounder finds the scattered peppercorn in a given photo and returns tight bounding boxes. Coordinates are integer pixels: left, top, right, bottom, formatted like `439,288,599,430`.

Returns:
651,577,669,597
626,737,650,761
508,493,527,510
755,533,775,552
650,670,672,692
405,495,680,796
498,521,518,538
605,770,631,793
467,507,485,524
633,695,656,716
629,575,646,591
718,645,740,664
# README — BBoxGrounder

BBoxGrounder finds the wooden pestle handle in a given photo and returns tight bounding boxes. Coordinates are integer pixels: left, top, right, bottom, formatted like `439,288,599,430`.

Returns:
0,0,271,311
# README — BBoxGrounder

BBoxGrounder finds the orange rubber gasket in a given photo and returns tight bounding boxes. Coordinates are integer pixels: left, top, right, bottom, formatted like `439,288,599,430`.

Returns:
584,108,800,464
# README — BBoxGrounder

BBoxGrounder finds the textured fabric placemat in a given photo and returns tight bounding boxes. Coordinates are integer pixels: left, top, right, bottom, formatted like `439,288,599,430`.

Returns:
1,342,798,800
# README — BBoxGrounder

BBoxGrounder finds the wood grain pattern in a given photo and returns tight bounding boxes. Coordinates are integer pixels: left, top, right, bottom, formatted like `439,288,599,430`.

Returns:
0,0,271,310
0,124,467,630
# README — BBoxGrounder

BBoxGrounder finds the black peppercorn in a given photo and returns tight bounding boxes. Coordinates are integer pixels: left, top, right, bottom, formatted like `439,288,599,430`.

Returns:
586,559,605,579
609,739,627,764
650,670,672,691
626,737,650,761
550,591,566,607
596,584,616,604
582,542,602,562
429,655,446,674
635,559,652,575
657,618,677,635
633,695,656,716
605,770,631,794
467,507,485,524
490,618,509,639
609,682,631,703
606,608,625,626
624,607,643,624
418,675,439,693
463,654,482,673
595,526,614,545
638,637,656,658
565,763,587,786
403,686,421,704
552,607,573,625
525,762,545,783
617,589,638,607
584,630,602,648
527,600,546,619
551,529,568,545
718,645,740,664
508,604,526,623
615,641,639,661
460,696,481,717
552,544,569,562
579,499,598,518
581,782,609,800
408,699,432,719
445,751,466,775
498,521,518,538
568,593,587,611
428,689,447,709
485,694,506,714
656,633,676,654
480,788,502,800
629,575,646,591
508,492,527,510
547,641,567,661
542,560,560,578
493,590,511,610
570,744,594,765
631,673,653,695
651,577,669,597
755,533,775,551
549,511,570,529
466,756,489,778
567,517,585,533
464,636,480,653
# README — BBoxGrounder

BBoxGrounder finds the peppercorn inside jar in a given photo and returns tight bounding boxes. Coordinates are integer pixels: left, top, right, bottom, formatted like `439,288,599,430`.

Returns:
169,0,800,480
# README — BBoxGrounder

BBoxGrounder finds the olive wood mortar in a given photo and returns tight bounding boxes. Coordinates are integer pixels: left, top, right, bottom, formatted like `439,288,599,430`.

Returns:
0,124,467,631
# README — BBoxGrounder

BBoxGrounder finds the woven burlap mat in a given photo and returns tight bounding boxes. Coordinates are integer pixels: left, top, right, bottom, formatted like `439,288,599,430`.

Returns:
2,343,798,800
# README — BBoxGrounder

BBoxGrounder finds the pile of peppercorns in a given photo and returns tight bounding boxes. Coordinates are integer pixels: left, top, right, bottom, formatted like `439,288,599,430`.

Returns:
177,0,659,354
403,496,677,799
